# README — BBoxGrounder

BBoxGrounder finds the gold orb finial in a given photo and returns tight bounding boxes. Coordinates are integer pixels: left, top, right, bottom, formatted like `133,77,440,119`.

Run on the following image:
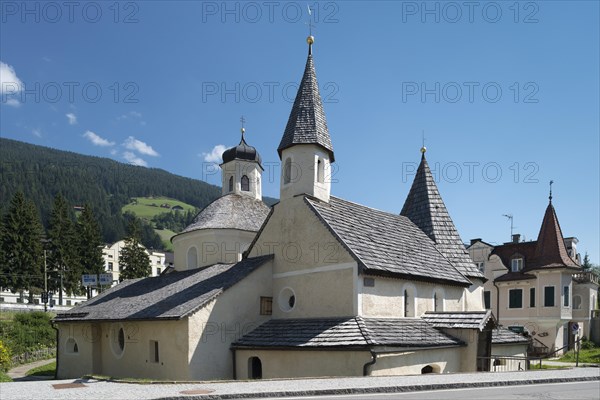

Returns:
420,146,427,154
241,127,245,134
307,35,314,45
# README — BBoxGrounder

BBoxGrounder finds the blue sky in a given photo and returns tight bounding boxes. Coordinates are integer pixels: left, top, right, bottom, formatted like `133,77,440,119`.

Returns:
1,1,598,262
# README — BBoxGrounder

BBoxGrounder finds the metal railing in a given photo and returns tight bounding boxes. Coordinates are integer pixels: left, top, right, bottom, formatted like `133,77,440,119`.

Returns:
477,355,543,372
10,347,56,367
572,271,600,285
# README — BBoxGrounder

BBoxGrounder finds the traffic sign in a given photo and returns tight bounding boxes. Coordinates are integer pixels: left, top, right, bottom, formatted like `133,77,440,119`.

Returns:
99,273,113,285
82,274,97,287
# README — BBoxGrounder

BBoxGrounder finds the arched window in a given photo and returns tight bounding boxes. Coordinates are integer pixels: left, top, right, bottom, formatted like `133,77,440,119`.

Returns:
248,357,262,379
241,175,250,191
284,158,292,184
187,247,198,269
228,176,233,192
433,287,444,312
403,285,416,317
66,338,78,354
317,158,324,183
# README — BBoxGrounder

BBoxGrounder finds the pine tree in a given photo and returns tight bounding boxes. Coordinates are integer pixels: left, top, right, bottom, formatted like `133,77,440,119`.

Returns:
47,194,81,299
0,192,44,300
77,204,105,276
119,219,150,282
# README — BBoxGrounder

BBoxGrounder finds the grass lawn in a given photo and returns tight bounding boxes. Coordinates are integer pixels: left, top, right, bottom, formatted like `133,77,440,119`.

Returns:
0,371,12,382
557,348,600,364
156,229,176,251
122,197,195,220
26,361,56,377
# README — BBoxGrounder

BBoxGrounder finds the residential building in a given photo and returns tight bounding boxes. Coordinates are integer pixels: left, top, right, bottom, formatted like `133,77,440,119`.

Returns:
468,197,599,355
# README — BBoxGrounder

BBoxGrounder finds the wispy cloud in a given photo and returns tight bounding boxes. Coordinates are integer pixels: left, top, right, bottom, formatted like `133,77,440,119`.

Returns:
123,136,159,156
66,113,77,125
123,151,148,167
5,98,21,107
83,130,115,147
32,129,42,138
201,144,227,163
1,61,23,107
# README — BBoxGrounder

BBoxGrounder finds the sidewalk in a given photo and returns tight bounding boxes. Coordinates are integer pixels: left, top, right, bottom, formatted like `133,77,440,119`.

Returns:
0,367,598,400
7,358,55,381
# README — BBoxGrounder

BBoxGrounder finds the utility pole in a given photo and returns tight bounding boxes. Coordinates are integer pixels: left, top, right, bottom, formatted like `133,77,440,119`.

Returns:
44,250,47,312
59,264,63,306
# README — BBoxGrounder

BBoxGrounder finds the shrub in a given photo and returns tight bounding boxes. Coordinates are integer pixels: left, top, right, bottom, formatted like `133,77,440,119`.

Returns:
0,340,11,372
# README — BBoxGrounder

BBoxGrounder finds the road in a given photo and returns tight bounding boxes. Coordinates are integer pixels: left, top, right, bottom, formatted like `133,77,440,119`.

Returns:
263,381,600,400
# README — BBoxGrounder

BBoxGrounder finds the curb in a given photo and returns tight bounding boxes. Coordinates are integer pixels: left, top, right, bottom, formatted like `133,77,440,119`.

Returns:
157,375,600,400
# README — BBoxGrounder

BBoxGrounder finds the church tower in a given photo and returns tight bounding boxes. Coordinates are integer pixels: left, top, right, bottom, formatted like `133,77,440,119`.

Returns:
278,36,334,203
220,126,263,201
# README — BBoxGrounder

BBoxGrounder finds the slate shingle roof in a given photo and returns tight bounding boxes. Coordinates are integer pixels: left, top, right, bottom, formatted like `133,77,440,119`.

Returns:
494,271,536,283
232,317,464,349
305,196,471,286
492,328,531,345
421,311,495,331
529,202,580,270
277,50,334,162
180,194,270,234
53,255,273,322
401,154,484,280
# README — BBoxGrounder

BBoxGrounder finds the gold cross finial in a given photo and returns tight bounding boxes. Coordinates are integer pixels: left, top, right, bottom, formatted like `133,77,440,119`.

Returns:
306,5,315,53
240,115,246,136
420,130,427,154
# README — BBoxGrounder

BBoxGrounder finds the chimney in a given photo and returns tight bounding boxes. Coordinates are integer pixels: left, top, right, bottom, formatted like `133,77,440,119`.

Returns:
512,234,521,243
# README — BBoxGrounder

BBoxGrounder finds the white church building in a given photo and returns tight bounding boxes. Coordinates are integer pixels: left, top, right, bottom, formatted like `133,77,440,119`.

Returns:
53,36,527,380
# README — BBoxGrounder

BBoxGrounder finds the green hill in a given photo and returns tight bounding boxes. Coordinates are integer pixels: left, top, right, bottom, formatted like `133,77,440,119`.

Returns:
122,197,197,220
0,138,277,250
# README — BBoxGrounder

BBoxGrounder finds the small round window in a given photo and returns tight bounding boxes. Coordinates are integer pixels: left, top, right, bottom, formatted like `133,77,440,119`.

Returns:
111,325,126,357
118,328,125,351
278,287,296,312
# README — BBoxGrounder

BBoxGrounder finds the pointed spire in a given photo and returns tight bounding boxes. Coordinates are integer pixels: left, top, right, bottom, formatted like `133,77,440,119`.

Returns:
531,194,579,269
277,36,334,162
401,149,483,279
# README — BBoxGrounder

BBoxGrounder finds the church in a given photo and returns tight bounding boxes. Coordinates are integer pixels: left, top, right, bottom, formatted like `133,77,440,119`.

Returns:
53,35,527,380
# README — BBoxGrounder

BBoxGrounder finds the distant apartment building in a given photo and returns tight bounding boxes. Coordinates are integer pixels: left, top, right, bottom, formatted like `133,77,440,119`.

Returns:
102,240,172,284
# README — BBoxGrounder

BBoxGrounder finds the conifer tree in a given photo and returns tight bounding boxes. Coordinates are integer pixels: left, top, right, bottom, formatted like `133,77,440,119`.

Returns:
0,192,44,300
119,219,150,281
77,204,105,277
47,194,81,300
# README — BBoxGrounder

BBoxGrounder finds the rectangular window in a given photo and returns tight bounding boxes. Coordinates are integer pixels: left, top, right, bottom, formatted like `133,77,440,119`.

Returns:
363,277,375,287
530,287,536,307
509,289,523,308
260,297,273,315
476,262,485,273
511,258,523,272
156,267,161,275
484,291,491,309
108,262,113,271
563,286,570,307
149,340,159,363
544,286,555,307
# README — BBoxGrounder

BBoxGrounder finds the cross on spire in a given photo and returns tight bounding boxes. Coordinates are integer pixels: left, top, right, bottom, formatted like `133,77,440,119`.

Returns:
240,115,246,139
549,180,554,203
306,5,315,36
420,130,427,154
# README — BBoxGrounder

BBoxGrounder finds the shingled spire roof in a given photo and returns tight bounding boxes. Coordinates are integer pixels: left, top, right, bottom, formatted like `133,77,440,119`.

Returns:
401,150,484,279
529,201,579,270
277,37,334,162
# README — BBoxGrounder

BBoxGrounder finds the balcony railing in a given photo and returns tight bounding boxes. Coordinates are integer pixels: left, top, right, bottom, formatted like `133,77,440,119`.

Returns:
572,271,599,285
